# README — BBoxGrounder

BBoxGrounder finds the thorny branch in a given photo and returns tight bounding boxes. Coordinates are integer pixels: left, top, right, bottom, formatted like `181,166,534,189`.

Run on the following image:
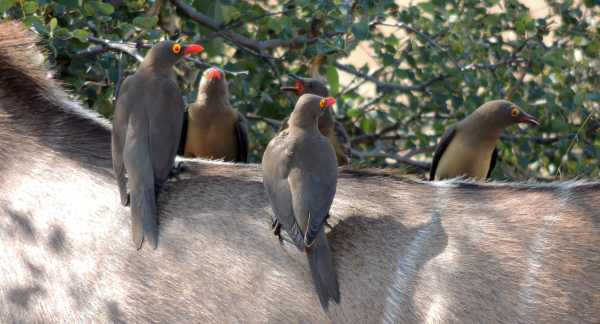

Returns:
76,36,248,76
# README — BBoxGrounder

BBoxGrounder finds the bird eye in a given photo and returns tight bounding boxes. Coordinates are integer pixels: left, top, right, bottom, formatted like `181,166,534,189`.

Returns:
319,99,326,108
171,43,182,54
511,107,519,117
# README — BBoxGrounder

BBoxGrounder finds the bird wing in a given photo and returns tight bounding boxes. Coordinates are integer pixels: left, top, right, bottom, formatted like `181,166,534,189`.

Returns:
262,133,304,248
429,126,457,181
290,137,337,245
148,77,184,186
234,112,249,163
487,148,498,179
111,76,134,206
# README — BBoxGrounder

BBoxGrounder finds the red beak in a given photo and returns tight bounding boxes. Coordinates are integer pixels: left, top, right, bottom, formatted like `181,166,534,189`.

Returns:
322,97,336,109
184,44,204,56
280,80,305,94
518,111,540,126
206,67,222,80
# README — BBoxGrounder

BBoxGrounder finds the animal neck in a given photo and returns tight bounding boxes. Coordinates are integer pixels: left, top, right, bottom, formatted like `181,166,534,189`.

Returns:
190,90,231,116
461,111,505,141
290,116,319,133
318,108,334,134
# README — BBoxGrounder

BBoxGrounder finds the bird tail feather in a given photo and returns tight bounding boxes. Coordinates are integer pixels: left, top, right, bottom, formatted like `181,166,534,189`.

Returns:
130,188,158,250
306,229,340,310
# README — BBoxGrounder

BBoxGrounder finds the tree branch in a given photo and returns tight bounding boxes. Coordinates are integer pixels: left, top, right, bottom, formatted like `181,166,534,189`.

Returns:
170,0,325,53
500,134,564,144
86,36,144,62
334,62,446,94
245,113,282,129
77,36,248,77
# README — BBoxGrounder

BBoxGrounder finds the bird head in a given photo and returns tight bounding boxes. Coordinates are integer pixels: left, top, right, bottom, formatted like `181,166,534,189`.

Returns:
476,100,539,129
142,40,204,68
280,74,328,97
198,66,228,96
289,94,336,129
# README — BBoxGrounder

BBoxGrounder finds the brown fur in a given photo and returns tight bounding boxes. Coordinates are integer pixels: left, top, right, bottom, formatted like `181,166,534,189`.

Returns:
0,21,599,323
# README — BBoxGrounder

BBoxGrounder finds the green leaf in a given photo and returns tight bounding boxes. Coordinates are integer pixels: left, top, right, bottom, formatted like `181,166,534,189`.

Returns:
49,17,58,33
22,1,38,14
418,2,435,14
72,29,90,42
222,5,240,23
325,66,339,95
351,21,369,40
23,16,46,33
587,92,600,101
53,27,72,39
347,107,361,119
84,1,114,16
0,0,16,13
133,16,158,29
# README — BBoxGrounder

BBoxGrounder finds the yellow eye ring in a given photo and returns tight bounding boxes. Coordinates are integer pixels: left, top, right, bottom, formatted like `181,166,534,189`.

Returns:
511,107,519,117
171,43,182,54
319,99,326,108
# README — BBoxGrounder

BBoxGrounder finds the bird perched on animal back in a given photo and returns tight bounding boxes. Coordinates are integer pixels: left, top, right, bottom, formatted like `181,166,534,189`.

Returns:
430,100,539,181
262,94,340,310
112,40,204,249
280,74,350,166
178,66,248,163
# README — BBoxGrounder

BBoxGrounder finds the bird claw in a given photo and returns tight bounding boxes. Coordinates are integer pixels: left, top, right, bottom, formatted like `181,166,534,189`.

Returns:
169,162,186,178
272,219,282,237
325,221,333,230
271,219,295,246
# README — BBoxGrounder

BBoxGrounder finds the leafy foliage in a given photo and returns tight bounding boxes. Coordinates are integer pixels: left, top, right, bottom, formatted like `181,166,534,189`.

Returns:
1,0,598,180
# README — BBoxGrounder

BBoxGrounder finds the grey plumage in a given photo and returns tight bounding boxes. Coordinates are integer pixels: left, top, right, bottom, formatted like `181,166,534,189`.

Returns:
262,94,340,309
112,40,203,249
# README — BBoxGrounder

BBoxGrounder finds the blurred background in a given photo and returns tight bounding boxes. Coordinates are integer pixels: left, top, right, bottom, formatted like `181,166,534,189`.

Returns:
1,0,598,180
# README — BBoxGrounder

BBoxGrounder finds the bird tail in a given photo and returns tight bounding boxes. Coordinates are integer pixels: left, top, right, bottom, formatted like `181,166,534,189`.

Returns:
306,228,340,310
130,188,158,250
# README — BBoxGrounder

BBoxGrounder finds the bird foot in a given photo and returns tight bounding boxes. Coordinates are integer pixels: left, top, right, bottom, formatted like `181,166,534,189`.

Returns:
169,162,186,178
271,219,295,246
120,192,130,207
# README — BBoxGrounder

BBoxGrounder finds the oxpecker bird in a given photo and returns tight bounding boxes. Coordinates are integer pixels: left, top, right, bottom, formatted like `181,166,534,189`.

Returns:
262,94,340,310
112,40,204,249
280,75,351,166
179,66,248,162
430,100,539,181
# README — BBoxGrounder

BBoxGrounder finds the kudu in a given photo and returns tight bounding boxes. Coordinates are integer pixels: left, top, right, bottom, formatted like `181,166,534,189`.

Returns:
0,21,598,323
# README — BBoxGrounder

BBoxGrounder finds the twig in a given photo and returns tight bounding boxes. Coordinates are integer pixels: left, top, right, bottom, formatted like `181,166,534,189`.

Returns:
371,21,446,52
87,36,144,62
351,122,403,144
77,36,249,76
171,0,329,53
245,113,282,129
556,113,594,177
184,57,249,77
500,134,564,144
334,62,446,94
